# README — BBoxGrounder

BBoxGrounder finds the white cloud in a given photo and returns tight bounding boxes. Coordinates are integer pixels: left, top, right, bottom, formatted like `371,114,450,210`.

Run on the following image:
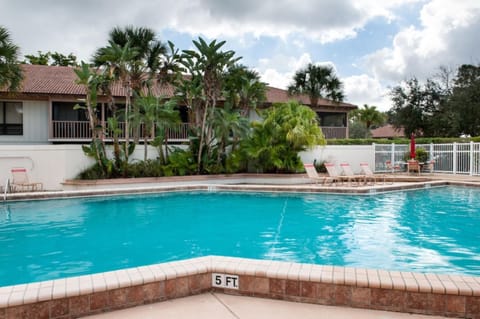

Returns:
364,0,480,83
343,75,391,111
256,53,314,88
1,0,425,61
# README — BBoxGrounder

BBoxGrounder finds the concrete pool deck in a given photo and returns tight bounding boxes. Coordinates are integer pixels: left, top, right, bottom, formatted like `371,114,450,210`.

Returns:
1,174,480,318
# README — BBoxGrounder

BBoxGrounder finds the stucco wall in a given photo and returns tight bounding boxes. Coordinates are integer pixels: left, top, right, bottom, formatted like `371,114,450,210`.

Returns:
299,145,375,174
0,100,49,144
1,144,375,191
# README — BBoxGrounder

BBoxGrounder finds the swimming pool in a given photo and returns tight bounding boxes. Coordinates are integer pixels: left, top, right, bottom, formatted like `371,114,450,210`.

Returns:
1,186,479,286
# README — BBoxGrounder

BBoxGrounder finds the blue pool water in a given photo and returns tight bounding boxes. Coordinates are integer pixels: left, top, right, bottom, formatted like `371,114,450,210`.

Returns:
1,187,479,286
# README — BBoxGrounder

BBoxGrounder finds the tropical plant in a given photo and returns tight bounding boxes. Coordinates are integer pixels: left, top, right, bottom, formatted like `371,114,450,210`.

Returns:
287,63,344,107
134,93,180,163
212,107,250,167
161,148,197,176
223,64,267,116
93,26,167,160
180,37,241,172
0,26,23,91
350,104,385,137
74,62,110,175
23,51,78,66
240,101,325,173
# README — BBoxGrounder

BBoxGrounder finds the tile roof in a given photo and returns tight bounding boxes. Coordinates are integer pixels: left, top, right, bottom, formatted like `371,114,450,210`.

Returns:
265,86,356,109
371,124,405,138
1,64,356,109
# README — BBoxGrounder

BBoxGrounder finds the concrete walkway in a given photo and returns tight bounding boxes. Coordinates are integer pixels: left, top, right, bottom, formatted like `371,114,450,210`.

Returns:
83,293,447,319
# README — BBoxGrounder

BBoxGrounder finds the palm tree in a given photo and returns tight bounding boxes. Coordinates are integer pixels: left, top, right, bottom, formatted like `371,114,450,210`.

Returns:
0,26,23,91
180,37,241,172
223,64,267,117
357,104,385,136
212,108,250,166
134,94,179,162
94,40,138,160
93,26,167,160
287,63,344,107
74,62,107,170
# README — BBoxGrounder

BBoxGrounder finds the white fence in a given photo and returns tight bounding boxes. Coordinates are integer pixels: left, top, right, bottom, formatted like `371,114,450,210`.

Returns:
374,142,480,176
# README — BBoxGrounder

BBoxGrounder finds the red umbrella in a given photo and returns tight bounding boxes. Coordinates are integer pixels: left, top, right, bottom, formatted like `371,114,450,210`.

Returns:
410,133,416,159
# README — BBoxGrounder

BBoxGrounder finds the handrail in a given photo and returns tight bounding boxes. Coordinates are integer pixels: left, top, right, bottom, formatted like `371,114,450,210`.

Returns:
3,178,9,202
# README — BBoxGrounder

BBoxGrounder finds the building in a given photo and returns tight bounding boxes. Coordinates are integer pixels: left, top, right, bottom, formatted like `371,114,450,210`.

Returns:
0,64,357,144
370,124,405,139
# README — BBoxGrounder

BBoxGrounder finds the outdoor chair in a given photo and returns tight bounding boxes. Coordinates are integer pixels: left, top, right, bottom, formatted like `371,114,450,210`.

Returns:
303,163,325,184
323,163,345,186
359,162,387,185
407,160,420,175
422,159,435,174
10,168,43,192
385,160,401,174
339,163,367,186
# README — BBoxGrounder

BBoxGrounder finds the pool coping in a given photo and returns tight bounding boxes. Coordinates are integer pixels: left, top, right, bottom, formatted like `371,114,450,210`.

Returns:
1,256,479,318
2,180,463,202
2,181,480,318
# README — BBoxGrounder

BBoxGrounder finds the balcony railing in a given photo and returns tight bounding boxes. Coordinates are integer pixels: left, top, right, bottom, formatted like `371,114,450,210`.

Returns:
51,121,191,142
321,126,347,139
51,121,347,141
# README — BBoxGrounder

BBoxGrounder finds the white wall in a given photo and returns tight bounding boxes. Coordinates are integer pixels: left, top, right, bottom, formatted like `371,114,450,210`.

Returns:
1,144,375,190
0,144,165,190
300,145,375,174
0,100,49,144
0,145,91,190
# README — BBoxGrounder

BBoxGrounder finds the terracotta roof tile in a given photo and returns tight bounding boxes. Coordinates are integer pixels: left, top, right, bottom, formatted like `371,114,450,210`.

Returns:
265,86,356,108
1,64,356,109
371,124,405,138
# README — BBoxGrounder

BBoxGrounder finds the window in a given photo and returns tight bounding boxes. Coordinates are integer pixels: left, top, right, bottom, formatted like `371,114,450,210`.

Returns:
0,102,23,135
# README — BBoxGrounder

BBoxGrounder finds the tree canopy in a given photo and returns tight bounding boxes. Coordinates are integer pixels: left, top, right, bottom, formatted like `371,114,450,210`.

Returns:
388,64,480,137
287,63,344,107
0,26,23,91
23,51,78,66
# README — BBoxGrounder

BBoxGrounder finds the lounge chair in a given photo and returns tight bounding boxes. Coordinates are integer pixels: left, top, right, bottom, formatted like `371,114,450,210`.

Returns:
303,163,325,184
407,160,420,175
10,167,43,192
359,162,387,184
323,163,345,186
339,163,367,186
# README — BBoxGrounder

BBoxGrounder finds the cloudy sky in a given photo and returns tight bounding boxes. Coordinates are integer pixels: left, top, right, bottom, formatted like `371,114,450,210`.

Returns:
1,0,479,110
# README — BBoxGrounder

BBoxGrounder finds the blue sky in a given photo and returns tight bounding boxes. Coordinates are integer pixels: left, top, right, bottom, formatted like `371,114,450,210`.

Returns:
1,0,479,111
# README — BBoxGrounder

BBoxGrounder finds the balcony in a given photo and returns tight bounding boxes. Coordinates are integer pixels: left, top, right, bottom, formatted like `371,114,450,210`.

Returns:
321,126,347,139
49,121,348,142
50,121,191,142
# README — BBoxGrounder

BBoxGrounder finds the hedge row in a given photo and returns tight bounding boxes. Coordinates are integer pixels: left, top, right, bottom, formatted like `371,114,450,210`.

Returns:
326,136,480,145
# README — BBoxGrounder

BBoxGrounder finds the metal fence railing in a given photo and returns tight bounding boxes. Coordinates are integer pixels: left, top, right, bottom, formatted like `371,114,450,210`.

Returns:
374,142,480,176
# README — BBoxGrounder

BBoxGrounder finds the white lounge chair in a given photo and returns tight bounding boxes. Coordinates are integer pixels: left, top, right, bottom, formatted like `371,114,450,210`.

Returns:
324,163,355,186
303,163,325,184
339,163,366,186
11,167,43,192
359,162,387,184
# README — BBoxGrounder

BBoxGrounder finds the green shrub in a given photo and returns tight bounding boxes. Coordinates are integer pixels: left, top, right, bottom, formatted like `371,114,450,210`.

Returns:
403,147,428,162
327,136,480,145
313,159,327,173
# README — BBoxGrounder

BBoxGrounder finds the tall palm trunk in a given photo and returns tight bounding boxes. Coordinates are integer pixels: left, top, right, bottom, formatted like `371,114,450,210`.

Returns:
124,83,131,159
197,103,209,172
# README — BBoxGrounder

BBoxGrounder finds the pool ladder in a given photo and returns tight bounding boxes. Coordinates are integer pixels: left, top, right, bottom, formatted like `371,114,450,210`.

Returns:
3,178,9,202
